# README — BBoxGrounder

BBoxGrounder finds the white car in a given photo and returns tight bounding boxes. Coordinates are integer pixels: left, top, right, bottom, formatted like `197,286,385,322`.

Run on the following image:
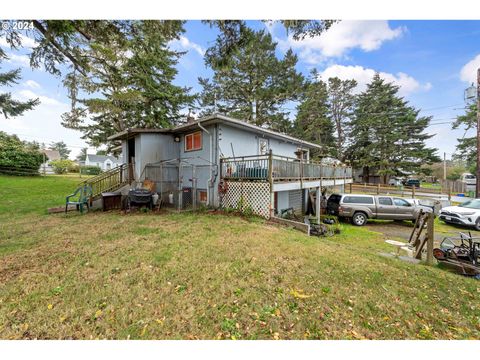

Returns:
439,199,480,230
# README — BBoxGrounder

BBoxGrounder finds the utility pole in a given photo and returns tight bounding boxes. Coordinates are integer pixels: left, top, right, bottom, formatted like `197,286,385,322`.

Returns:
477,68,480,198
443,152,447,181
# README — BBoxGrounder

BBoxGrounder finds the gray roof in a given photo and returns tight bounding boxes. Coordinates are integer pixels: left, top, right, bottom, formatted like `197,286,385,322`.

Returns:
107,113,322,149
86,154,121,163
42,149,61,161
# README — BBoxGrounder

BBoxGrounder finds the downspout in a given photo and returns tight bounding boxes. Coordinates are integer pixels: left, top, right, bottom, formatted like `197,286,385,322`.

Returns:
198,122,215,207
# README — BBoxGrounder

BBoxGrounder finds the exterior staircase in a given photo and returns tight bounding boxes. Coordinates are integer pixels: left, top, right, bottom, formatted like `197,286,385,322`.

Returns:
79,163,134,198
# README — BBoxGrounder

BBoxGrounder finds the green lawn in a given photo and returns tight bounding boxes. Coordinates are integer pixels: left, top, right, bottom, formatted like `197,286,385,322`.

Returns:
1,175,480,339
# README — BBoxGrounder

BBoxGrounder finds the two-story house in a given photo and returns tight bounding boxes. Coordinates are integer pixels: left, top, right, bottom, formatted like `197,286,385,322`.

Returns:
107,113,352,218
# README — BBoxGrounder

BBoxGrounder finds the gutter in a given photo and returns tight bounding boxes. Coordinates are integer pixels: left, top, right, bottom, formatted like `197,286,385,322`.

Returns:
198,122,216,207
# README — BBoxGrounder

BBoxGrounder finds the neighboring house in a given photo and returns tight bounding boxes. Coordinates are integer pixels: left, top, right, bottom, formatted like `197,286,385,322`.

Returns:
108,113,352,218
39,149,61,175
85,154,122,171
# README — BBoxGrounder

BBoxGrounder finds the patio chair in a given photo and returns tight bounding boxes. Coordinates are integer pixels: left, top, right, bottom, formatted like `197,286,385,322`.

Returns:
65,184,93,214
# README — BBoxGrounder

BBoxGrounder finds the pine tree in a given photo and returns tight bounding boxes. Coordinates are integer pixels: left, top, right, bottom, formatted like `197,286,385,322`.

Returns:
198,29,304,130
294,72,336,159
60,21,194,147
347,74,440,183
326,77,357,161
50,141,71,159
0,50,39,118
452,103,477,172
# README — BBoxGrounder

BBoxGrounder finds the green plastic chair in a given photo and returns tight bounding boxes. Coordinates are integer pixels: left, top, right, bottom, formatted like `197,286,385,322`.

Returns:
65,184,93,214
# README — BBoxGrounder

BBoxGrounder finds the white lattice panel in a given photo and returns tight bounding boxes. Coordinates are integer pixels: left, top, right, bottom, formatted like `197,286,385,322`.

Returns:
221,181,271,218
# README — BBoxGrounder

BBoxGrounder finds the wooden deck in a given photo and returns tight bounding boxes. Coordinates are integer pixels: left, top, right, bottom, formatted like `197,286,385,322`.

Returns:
220,152,352,184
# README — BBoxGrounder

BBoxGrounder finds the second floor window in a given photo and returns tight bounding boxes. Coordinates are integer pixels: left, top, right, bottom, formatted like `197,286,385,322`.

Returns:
185,131,202,151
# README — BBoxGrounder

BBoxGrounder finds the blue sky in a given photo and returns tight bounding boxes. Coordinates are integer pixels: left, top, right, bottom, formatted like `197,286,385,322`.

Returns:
1,20,480,159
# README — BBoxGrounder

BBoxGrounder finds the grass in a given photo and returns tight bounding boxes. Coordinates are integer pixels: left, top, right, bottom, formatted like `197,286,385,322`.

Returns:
1,175,480,339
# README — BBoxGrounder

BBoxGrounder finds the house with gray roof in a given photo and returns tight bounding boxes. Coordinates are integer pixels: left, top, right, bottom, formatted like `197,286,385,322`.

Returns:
106,113,352,219
85,154,122,171
39,149,61,175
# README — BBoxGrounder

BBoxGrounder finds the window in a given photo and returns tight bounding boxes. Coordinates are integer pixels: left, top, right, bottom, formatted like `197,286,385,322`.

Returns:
199,190,207,203
296,149,309,161
258,138,269,155
185,131,202,151
343,196,374,204
394,198,410,207
378,197,393,206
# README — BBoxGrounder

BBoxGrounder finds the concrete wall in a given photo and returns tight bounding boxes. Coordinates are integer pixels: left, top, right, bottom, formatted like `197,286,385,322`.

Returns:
218,124,306,159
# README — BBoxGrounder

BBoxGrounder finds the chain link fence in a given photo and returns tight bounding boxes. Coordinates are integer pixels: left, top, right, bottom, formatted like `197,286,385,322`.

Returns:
144,159,217,210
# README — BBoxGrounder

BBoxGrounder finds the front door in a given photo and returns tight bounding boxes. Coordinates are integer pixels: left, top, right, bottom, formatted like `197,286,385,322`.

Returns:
393,198,414,219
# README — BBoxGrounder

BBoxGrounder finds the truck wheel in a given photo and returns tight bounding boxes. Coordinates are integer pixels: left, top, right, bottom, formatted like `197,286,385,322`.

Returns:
475,218,480,231
352,212,367,226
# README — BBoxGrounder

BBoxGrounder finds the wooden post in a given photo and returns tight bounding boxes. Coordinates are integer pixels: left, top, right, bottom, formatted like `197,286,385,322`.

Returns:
268,149,274,218
412,185,415,199
376,183,380,194
349,182,352,193
426,212,434,265
316,186,321,225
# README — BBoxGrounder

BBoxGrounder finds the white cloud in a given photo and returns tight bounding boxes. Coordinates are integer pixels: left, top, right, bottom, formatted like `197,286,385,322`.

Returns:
5,53,30,67
277,21,405,64
169,36,205,57
318,64,432,96
16,89,61,106
23,80,41,89
0,34,37,48
460,54,480,84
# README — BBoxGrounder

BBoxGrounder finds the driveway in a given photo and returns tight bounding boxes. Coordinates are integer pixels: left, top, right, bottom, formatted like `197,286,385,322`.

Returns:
362,220,480,245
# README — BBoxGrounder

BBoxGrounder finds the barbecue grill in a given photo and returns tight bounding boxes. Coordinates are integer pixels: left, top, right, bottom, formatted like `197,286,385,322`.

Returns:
127,189,153,211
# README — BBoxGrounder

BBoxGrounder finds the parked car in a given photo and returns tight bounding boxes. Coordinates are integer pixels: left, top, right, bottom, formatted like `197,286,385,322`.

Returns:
461,173,477,186
439,199,480,231
403,179,420,188
326,193,433,226
388,177,402,186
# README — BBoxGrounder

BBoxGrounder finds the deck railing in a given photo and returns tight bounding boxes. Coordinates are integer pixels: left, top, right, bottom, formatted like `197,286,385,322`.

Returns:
79,163,134,198
220,152,352,183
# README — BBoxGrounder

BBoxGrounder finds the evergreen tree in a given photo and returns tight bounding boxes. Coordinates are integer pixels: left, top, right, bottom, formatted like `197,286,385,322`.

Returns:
50,141,71,159
294,72,336,159
452,103,477,172
326,77,357,161
347,74,440,183
198,29,305,130
0,49,39,118
76,147,88,162
60,21,194,147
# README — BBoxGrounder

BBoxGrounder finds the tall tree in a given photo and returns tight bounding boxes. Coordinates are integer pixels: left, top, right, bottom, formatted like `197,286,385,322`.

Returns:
60,21,194,147
326,77,357,161
198,29,305,130
294,72,336,159
347,74,440,183
0,49,39,118
452,103,477,172
2,21,193,148
76,147,87,162
50,141,71,159
203,20,336,68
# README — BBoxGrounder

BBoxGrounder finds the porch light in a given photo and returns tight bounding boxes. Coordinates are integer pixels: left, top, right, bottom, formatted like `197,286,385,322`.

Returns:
174,136,180,142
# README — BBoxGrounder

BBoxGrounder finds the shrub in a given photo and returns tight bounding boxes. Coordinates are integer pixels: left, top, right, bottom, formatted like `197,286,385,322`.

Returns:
0,131,43,175
80,165,102,175
50,159,76,174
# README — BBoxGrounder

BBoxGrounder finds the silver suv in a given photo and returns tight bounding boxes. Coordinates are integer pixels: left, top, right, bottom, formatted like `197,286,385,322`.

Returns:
327,193,433,226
